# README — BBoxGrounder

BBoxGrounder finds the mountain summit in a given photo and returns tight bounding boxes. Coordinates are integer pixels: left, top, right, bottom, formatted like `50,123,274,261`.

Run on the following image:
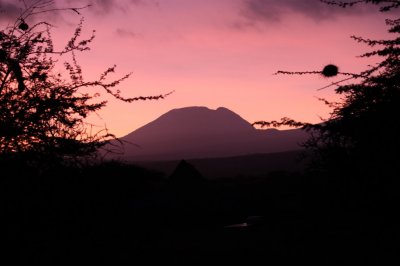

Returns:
117,106,309,161
124,106,254,138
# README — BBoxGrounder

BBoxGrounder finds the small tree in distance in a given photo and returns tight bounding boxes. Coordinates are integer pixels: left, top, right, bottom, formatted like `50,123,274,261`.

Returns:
0,1,169,168
254,0,400,179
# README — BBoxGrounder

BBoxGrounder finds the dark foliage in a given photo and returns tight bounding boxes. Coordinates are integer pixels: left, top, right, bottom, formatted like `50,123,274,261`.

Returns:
257,0,400,181
4,159,397,265
0,1,169,168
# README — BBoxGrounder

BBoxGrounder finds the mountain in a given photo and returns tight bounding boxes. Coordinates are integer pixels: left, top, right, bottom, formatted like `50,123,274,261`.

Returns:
113,106,309,161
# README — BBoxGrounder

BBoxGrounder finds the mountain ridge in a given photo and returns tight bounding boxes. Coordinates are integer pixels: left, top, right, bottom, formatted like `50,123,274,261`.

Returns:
113,106,309,161
122,106,255,140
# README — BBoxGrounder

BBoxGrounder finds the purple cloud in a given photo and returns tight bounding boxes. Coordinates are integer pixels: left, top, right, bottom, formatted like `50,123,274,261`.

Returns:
66,0,156,15
116,28,138,38
0,0,23,21
240,0,384,24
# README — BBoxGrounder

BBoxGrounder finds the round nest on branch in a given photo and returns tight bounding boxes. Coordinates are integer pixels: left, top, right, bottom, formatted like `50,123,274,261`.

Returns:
322,64,339,77
18,22,29,31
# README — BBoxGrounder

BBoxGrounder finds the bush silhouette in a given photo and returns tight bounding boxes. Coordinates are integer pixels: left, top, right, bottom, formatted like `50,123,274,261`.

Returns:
256,0,400,180
0,1,169,168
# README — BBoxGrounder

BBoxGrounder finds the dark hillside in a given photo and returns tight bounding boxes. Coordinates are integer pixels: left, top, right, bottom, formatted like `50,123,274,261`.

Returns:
4,160,398,265
135,149,306,178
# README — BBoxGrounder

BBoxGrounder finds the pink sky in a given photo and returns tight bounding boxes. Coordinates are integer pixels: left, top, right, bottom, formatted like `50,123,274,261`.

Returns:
1,0,394,137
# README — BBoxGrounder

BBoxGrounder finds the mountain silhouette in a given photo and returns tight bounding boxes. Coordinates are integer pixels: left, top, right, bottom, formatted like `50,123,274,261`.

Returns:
116,106,309,161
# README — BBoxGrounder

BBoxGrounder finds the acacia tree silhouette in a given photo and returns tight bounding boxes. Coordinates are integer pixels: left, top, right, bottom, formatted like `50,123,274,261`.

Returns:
0,1,169,168
254,0,400,179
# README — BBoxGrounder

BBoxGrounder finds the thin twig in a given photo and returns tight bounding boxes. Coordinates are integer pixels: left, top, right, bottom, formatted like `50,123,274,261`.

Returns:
317,76,355,91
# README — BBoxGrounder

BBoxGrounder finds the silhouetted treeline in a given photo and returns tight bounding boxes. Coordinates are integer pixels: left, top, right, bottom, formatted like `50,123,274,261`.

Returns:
4,159,399,265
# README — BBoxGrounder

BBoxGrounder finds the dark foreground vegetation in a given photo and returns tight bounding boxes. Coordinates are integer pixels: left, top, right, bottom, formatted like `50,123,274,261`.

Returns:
4,159,399,265
3,1,400,264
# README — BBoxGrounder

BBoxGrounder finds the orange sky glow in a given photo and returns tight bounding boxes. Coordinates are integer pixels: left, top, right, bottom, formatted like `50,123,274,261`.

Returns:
1,0,394,137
